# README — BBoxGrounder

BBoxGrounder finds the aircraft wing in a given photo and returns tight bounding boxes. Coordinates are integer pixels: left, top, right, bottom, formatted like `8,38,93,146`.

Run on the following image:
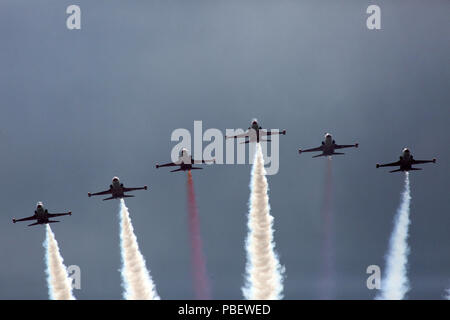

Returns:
412,159,435,165
225,131,250,139
377,160,401,167
335,143,358,149
48,212,71,218
89,189,112,196
123,186,147,192
192,158,215,164
260,130,286,136
13,215,37,222
156,162,178,168
299,146,324,153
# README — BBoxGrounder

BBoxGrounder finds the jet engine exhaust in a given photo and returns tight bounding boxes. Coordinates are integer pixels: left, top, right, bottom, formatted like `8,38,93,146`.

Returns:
44,224,75,300
376,172,411,300
242,143,284,300
186,170,211,300
119,199,159,300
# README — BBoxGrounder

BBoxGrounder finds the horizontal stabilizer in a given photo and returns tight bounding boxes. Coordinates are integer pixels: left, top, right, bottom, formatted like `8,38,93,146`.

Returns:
389,168,403,173
102,196,115,201
409,167,422,171
122,195,135,198
47,220,60,224
28,222,40,227
190,167,203,170
170,168,183,173
332,152,345,155
312,154,326,158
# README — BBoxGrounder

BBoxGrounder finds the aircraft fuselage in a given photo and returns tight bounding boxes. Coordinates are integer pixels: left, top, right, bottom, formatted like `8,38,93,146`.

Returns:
321,134,338,156
35,203,49,223
109,177,126,198
396,150,414,171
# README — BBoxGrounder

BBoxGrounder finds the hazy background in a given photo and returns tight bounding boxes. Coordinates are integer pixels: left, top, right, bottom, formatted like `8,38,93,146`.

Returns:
0,0,449,299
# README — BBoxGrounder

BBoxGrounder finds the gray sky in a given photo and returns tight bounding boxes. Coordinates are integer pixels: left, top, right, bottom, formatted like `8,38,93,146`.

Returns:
0,0,449,299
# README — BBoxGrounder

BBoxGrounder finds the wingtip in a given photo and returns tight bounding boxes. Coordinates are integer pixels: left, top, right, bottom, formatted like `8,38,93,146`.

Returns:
355,143,359,148
12,218,16,223
298,149,302,154
144,185,148,190
376,164,380,168
155,164,159,169
282,129,286,135
69,211,72,216
433,158,436,163
88,192,91,197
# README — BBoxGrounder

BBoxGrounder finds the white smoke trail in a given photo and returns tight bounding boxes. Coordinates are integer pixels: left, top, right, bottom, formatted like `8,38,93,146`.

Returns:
243,143,284,300
44,224,75,300
445,289,450,300
119,199,159,300
377,172,411,300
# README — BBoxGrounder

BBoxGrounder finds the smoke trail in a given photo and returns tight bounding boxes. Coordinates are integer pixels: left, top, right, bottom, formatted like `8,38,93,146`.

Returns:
44,224,75,300
243,143,284,300
119,199,159,300
318,157,336,299
186,171,211,299
445,288,450,300
376,172,411,300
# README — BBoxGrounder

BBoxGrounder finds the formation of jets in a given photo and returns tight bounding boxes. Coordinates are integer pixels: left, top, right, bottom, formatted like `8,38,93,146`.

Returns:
11,119,437,227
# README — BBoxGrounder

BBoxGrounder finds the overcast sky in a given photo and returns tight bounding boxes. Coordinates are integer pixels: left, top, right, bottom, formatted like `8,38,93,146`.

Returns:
0,0,449,299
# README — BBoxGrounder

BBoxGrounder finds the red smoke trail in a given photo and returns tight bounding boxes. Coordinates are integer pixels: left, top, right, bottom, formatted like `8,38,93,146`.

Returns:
186,171,211,300
318,157,336,299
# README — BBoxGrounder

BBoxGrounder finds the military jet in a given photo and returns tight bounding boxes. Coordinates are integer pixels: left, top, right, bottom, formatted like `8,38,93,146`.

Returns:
298,133,358,158
225,119,286,143
88,177,147,200
12,202,72,227
376,148,436,173
156,148,215,173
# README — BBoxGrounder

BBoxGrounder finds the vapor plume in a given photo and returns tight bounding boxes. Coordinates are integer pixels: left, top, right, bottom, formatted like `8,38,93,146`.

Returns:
243,143,284,300
44,224,75,300
377,172,411,300
119,199,159,300
186,171,211,299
